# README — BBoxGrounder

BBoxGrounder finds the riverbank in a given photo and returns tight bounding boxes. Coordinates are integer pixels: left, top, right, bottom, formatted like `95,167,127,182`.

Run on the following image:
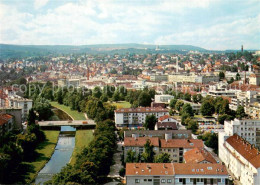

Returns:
50,101,86,120
23,130,60,183
70,129,94,165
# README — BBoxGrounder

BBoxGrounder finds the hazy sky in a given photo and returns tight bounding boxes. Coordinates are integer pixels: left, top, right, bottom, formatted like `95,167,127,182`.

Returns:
0,0,259,50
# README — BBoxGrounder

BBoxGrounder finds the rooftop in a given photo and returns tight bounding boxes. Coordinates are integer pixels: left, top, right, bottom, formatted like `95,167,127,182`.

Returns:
124,137,160,147
184,147,217,164
160,139,204,148
225,134,260,169
115,107,168,113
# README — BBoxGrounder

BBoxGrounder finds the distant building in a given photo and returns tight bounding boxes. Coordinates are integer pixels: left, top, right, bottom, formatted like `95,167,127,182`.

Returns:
124,130,192,139
150,75,168,82
125,163,229,185
8,96,32,121
0,107,22,130
115,107,169,128
154,95,174,104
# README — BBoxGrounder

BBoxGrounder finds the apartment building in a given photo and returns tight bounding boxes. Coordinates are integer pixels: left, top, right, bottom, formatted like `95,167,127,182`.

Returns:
0,114,14,136
160,139,204,163
123,134,203,163
154,95,174,104
224,118,260,149
124,137,160,160
115,107,169,128
168,74,219,84
150,75,168,82
246,102,260,119
126,163,229,185
219,134,260,185
124,130,192,139
229,90,259,111
8,96,33,121
183,148,217,164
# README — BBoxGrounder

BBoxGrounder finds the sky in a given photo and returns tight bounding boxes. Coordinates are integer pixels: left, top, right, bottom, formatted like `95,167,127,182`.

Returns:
0,0,259,50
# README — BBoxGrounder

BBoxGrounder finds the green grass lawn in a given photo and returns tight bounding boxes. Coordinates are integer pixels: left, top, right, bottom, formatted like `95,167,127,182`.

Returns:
70,130,94,165
110,101,131,109
50,101,86,120
23,130,60,183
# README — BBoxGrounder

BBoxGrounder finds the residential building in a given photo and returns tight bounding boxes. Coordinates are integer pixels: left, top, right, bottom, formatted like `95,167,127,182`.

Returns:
115,107,169,128
124,137,160,160
160,139,204,163
0,114,14,136
8,96,32,121
124,130,192,139
219,134,260,185
150,75,168,82
154,95,174,104
183,147,217,164
0,107,22,130
125,163,229,185
246,102,260,119
224,118,260,149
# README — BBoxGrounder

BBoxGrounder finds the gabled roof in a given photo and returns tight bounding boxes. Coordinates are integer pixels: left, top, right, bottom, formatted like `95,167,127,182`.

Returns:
160,139,204,148
124,137,160,147
184,148,217,164
225,134,260,168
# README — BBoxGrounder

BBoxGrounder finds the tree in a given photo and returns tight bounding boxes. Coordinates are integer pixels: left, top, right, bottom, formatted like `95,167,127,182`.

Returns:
236,73,241,81
27,108,36,125
112,91,120,102
186,118,198,134
125,150,138,163
218,114,228,124
92,87,102,99
181,113,190,125
204,133,218,154
184,93,191,101
219,72,225,80
181,103,194,117
197,94,203,103
169,98,177,109
141,140,155,163
175,100,184,112
138,92,152,107
143,114,157,130
200,101,214,116
154,153,171,163
192,95,198,103
33,97,53,121
236,105,246,119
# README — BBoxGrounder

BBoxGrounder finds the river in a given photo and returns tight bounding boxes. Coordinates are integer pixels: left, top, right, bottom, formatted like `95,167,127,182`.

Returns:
35,108,76,184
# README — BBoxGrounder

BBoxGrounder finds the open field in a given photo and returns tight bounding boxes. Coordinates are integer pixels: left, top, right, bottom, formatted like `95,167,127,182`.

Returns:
110,101,131,109
50,101,86,120
70,129,94,165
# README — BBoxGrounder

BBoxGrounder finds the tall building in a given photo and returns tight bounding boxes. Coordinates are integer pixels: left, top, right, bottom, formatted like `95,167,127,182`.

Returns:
224,118,260,149
219,134,260,185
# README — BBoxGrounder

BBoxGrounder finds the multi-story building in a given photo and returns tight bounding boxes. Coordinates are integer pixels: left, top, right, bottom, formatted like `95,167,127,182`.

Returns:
168,74,219,84
150,75,168,82
229,91,259,111
125,163,229,185
8,96,33,121
0,114,14,136
183,147,217,164
124,134,203,163
115,107,169,128
160,139,204,163
154,95,174,104
246,102,260,119
124,137,160,160
219,134,260,185
224,118,260,149
124,130,192,140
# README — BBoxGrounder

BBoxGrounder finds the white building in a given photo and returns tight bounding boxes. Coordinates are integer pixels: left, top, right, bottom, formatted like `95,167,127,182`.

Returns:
224,118,260,149
219,134,260,185
115,107,169,128
126,163,229,185
8,96,33,121
154,95,174,104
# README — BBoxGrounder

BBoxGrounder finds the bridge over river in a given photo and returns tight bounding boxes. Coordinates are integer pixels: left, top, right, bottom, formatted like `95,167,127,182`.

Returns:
38,120,96,129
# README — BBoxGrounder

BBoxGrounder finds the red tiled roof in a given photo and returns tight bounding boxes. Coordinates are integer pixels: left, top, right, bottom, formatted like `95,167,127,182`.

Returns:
160,139,204,148
184,148,217,164
156,122,177,130
173,163,228,175
0,114,13,126
126,163,174,176
124,137,159,147
225,134,260,168
115,107,168,113
158,115,170,121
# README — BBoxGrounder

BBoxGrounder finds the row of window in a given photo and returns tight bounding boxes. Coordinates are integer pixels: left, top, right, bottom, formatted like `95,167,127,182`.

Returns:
135,179,172,183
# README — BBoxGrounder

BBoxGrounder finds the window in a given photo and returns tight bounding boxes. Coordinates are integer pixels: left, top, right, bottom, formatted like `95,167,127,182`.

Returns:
161,179,166,183
167,179,172,183
218,179,221,182
148,179,152,182
179,178,183,182
135,179,140,183
207,167,212,170
144,179,147,182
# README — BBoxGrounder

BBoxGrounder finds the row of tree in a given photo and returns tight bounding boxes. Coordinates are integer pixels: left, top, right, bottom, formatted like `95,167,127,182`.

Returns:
50,120,116,184
0,109,45,184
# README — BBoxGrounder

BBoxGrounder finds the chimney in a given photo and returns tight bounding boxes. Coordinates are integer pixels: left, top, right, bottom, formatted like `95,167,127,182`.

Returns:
163,164,166,169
